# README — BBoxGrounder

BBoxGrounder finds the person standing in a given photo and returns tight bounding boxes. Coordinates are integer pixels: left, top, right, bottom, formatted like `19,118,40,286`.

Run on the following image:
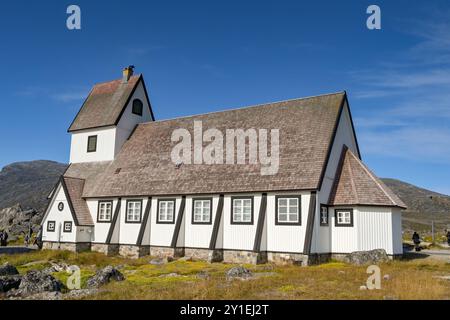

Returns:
412,231,421,251
0,230,4,246
446,230,450,246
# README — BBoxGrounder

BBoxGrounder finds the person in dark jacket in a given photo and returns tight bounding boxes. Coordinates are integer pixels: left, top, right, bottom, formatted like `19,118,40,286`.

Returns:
446,230,450,246
412,231,421,251
0,230,4,246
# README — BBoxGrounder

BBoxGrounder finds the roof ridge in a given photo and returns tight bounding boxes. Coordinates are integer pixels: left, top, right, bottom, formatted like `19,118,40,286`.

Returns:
139,91,346,126
63,175,86,181
346,149,359,204
348,150,397,206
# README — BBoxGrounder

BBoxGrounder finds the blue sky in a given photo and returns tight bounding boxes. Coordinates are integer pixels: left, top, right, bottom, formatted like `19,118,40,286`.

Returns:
0,0,449,194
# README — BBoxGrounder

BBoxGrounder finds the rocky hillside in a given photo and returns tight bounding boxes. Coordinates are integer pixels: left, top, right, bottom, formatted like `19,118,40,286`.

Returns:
0,161,67,236
0,161,67,212
381,178,450,233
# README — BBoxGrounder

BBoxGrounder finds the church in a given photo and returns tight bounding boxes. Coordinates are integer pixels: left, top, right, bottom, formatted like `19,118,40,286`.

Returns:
40,66,406,265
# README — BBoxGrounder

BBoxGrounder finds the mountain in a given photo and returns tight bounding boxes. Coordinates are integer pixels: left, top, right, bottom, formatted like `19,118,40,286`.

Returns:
381,178,450,233
0,160,67,212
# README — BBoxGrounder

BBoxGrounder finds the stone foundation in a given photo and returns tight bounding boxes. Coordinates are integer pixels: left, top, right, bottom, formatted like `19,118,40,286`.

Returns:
223,250,267,264
42,241,90,253
184,248,224,262
91,243,119,256
267,252,308,265
150,246,184,258
119,245,150,259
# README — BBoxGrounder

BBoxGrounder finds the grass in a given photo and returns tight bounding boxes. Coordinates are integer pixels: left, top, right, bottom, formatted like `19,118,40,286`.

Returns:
1,250,449,300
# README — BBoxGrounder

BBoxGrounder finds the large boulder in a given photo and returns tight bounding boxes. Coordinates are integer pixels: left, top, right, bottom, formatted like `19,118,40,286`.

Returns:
0,263,19,276
0,275,22,292
344,249,389,265
13,270,63,296
226,266,253,280
86,266,124,288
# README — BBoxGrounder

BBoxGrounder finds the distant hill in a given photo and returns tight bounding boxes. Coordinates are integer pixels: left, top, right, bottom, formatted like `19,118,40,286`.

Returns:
0,160,67,212
381,178,450,233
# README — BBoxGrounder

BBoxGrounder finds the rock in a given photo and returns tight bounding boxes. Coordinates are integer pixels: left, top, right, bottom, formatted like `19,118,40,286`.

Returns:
22,291,63,300
196,271,210,280
226,266,253,280
0,263,19,276
49,261,70,272
65,288,98,299
383,295,398,300
0,275,22,292
344,249,389,266
149,257,167,265
178,256,193,262
11,270,62,297
383,274,390,281
167,256,175,262
86,266,124,288
359,285,367,290
158,273,183,278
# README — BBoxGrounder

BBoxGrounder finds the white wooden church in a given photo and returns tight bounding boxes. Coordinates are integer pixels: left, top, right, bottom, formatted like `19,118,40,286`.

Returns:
41,67,406,265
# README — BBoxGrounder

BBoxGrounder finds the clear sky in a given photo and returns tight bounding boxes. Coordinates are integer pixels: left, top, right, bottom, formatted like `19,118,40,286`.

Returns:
0,1,449,195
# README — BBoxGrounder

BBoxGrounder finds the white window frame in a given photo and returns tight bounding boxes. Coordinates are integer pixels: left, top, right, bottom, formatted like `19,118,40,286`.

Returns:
98,201,113,222
231,197,253,224
192,198,212,224
335,209,353,227
276,196,301,225
126,200,142,223
157,199,176,223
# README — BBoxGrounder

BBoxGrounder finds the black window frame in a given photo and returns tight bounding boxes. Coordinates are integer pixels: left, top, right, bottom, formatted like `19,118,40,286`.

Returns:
275,195,302,226
335,208,354,227
63,221,72,233
230,196,254,225
47,220,56,232
320,204,329,226
132,99,143,116
87,135,97,153
157,199,176,224
125,199,143,224
97,200,113,223
191,197,213,225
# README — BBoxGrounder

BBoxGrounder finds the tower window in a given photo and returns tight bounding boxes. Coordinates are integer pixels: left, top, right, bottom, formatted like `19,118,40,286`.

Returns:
132,99,143,116
87,135,97,153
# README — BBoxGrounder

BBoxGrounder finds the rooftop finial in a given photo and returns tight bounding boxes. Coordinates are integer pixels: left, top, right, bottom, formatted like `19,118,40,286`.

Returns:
122,65,135,83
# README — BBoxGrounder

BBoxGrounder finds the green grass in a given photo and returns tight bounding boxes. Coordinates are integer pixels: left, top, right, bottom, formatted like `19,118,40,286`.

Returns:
1,250,449,300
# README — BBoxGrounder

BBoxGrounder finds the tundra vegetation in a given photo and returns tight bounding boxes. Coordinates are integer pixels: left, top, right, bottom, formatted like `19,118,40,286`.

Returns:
0,250,448,300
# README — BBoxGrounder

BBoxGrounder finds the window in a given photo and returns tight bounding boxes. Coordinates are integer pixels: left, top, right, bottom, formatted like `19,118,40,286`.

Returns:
97,201,113,222
57,202,64,211
192,198,212,224
157,199,176,223
132,99,143,116
231,197,253,224
63,221,72,233
275,196,301,225
87,135,97,153
335,209,354,227
320,205,329,226
126,200,142,223
47,221,56,232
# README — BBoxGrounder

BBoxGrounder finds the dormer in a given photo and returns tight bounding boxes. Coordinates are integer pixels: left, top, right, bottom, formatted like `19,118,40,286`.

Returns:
68,66,155,163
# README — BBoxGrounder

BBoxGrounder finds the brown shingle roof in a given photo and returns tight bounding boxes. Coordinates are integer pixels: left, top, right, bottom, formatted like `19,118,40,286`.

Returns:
62,177,94,226
328,146,406,208
68,75,142,132
65,92,347,197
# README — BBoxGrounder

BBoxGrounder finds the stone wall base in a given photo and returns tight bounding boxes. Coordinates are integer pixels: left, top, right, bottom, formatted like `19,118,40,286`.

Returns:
267,252,308,266
184,248,224,262
91,243,119,256
223,250,267,264
42,242,90,253
150,246,184,258
119,245,150,259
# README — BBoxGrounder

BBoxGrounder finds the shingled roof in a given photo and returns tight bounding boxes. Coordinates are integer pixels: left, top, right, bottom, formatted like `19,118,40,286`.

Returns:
328,146,406,208
61,177,94,226
68,74,150,132
65,92,350,197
